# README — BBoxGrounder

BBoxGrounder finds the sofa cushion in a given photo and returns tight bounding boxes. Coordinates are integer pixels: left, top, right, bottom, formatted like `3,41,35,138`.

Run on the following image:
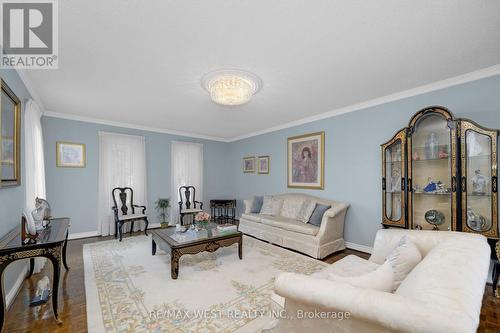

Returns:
311,255,379,279
250,196,264,213
296,199,317,223
240,213,264,223
386,236,422,288
317,261,395,292
260,196,283,216
280,197,305,219
308,203,331,226
260,216,319,236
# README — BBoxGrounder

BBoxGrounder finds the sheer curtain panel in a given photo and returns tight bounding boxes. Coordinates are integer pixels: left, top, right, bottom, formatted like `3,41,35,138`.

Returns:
24,99,47,273
98,132,147,236
171,141,203,225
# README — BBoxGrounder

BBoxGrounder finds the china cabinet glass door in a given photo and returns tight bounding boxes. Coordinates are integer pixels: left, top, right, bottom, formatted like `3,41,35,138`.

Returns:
461,121,498,238
408,110,457,231
382,129,406,227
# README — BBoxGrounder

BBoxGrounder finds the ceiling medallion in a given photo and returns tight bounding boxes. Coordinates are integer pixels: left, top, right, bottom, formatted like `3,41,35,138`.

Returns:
201,69,262,106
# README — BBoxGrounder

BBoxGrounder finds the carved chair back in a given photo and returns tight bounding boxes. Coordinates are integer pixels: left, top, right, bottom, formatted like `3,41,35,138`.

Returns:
178,186,202,211
112,187,135,217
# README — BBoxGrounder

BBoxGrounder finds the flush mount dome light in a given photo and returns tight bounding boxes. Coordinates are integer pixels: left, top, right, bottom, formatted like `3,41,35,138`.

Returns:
201,69,262,106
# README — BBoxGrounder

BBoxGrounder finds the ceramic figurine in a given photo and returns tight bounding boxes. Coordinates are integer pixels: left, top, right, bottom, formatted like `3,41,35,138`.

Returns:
391,169,401,192
423,177,438,193
424,210,445,230
471,169,487,194
466,208,491,232
425,132,439,159
31,197,52,230
412,151,420,161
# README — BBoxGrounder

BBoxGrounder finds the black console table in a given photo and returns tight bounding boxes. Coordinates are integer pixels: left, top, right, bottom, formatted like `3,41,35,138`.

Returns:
0,217,70,332
210,200,236,223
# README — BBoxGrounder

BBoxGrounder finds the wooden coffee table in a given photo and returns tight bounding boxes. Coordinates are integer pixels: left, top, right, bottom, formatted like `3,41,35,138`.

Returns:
151,223,242,279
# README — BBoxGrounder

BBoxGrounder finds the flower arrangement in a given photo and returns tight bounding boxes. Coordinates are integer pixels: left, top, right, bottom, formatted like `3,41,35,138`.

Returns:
194,212,211,222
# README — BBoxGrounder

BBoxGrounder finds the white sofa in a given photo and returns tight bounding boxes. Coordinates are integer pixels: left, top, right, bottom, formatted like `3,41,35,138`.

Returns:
239,193,349,259
271,229,491,333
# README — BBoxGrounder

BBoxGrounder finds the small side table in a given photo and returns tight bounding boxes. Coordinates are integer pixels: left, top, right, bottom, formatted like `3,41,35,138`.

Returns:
210,199,236,224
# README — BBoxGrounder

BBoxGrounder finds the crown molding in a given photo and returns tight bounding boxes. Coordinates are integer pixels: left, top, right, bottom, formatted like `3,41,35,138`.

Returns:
42,111,230,142
229,64,500,142
11,68,47,112
37,64,500,143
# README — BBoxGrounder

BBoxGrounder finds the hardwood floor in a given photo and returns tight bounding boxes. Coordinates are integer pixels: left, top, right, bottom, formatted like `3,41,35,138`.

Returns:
4,231,500,332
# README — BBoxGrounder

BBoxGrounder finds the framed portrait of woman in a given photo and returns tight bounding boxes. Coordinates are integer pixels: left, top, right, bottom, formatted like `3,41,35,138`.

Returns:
287,131,325,189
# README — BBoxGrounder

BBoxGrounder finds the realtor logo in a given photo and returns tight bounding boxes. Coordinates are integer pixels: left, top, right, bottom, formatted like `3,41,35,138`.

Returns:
1,0,58,68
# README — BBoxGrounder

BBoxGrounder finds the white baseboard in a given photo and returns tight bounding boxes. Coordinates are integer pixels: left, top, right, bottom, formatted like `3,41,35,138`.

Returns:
68,224,161,241
68,230,100,240
345,241,373,254
6,265,28,309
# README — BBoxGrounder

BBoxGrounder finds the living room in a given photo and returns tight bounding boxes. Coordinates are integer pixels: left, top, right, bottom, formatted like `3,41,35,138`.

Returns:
0,1,499,332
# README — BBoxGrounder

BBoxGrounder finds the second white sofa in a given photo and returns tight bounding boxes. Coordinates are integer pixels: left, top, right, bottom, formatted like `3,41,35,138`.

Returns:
239,193,349,259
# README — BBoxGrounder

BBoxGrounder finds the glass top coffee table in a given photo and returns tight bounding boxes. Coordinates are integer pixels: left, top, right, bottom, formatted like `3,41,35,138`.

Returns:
150,223,242,279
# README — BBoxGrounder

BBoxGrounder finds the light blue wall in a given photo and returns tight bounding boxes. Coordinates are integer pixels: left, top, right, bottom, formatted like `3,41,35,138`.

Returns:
0,69,31,299
230,74,500,247
42,117,233,234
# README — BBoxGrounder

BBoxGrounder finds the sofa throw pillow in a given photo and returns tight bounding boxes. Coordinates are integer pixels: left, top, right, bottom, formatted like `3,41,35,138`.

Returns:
326,261,395,292
386,236,422,289
281,197,305,219
259,196,275,215
308,204,331,226
297,200,317,223
250,196,264,213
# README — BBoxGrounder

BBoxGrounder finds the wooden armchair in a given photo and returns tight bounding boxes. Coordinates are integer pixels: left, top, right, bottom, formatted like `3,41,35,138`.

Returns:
112,187,149,241
178,186,203,226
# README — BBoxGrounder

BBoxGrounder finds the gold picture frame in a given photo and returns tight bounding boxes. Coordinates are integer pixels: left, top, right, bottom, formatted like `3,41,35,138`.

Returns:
287,131,325,189
243,156,255,173
1,79,21,188
56,142,86,168
258,156,270,174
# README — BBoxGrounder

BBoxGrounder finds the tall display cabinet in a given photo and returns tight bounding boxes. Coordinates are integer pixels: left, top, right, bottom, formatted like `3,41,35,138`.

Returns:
381,106,499,296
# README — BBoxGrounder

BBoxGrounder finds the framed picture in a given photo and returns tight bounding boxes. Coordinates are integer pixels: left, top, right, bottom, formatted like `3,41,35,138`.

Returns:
56,142,86,168
1,79,21,187
243,156,255,173
287,131,325,189
258,156,270,174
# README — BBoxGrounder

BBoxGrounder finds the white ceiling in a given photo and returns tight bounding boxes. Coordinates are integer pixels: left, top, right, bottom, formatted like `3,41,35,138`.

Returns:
24,0,500,140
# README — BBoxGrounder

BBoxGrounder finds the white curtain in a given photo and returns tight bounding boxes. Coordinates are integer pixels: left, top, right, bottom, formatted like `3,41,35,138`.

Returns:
24,99,47,273
171,141,203,225
97,132,147,236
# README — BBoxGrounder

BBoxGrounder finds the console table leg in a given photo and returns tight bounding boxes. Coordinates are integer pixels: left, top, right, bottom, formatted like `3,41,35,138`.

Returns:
49,250,62,324
152,239,157,255
62,230,70,271
27,258,35,278
0,265,6,333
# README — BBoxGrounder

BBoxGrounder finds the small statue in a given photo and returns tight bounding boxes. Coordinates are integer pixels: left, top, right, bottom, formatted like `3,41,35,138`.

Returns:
423,177,438,193
412,151,420,161
31,198,51,230
471,169,487,194
36,276,50,297
425,132,439,159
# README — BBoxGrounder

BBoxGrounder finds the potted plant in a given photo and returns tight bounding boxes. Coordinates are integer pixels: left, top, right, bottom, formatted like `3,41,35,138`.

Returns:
155,198,170,228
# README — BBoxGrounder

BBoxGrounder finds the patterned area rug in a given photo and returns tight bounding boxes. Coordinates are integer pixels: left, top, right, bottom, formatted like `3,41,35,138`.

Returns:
84,235,327,333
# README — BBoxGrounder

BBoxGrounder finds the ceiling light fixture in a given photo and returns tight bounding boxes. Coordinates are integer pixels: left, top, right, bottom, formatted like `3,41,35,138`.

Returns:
201,69,262,106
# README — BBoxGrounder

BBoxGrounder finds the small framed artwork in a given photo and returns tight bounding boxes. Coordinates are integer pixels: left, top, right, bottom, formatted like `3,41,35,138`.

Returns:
56,142,86,168
243,156,255,173
287,131,325,189
258,156,270,174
